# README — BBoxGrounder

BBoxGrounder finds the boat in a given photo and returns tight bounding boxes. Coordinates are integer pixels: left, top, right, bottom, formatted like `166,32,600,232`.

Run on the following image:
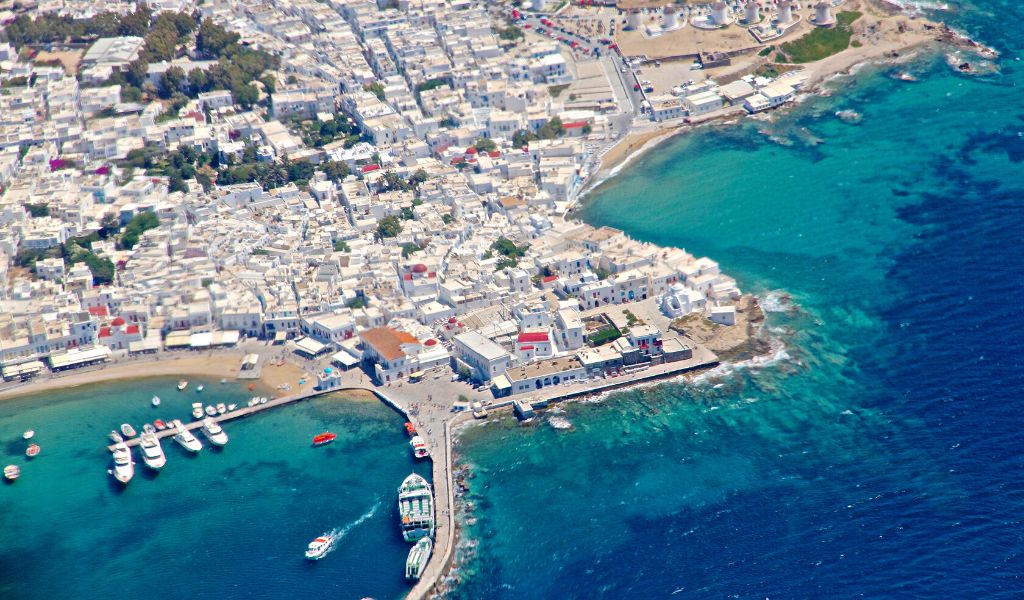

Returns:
139,432,166,470
111,442,134,484
312,432,336,447
155,419,167,431
398,473,435,542
220,378,227,384
304,536,333,560
120,423,137,438
172,422,203,453
404,422,417,436
142,423,156,435
409,436,429,459
191,403,204,419
227,403,237,412
247,397,257,407
216,403,227,415
177,380,188,391
259,397,268,405
4,465,20,481
201,418,228,446
22,430,34,440
26,444,40,458
151,395,161,407
196,384,204,392
405,537,433,580
109,431,123,443
205,405,218,416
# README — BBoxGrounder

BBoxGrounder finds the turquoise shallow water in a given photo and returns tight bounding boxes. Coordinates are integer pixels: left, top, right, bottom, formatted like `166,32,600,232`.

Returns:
450,3,1024,597
0,378,427,600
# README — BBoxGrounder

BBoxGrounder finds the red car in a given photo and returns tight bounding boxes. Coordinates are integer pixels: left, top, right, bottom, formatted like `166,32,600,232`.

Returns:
633,83,641,91
523,23,531,28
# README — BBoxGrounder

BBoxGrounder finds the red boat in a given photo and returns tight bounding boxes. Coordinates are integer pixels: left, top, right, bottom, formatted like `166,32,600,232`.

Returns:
404,422,417,436
154,419,167,430
312,433,336,447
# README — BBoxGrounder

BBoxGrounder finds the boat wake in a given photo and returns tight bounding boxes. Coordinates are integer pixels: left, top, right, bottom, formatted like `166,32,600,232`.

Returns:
316,500,382,558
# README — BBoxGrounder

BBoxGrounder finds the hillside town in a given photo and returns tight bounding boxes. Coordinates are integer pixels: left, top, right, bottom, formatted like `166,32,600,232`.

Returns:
0,0,755,396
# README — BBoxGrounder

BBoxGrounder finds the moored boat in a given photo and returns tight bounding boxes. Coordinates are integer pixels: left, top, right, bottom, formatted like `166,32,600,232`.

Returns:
22,430,34,440
312,432,337,447
151,395,161,407
409,436,429,459
191,403,204,419
120,423,137,438
404,422,417,436
155,419,167,431
142,423,156,435
4,465,20,481
177,380,188,391
172,422,203,453
109,431,123,443
196,384,204,392
139,432,166,470
205,405,218,416
405,537,432,580
398,473,435,542
227,403,237,411
26,444,40,458
216,403,227,415
304,536,333,560
111,442,134,484
201,418,228,446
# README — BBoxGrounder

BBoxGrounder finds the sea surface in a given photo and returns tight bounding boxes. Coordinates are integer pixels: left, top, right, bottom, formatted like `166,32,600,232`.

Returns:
0,379,427,600
450,1,1024,598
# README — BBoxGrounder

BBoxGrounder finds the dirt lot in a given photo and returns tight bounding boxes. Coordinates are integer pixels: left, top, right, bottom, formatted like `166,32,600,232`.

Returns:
33,49,83,76
670,295,770,361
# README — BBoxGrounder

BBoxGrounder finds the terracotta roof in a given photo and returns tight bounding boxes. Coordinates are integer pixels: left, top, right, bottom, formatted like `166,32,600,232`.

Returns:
125,325,140,335
517,331,549,343
360,327,419,361
542,274,558,283
98,327,112,338
88,306,108,317
361,164,381,173
111,317,125,326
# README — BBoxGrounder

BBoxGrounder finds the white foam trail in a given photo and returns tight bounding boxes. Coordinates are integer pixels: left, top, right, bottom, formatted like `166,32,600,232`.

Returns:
315,500,382,558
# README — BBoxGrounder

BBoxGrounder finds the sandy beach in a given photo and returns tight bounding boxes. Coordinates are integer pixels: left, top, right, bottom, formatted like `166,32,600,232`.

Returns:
0,351,311,401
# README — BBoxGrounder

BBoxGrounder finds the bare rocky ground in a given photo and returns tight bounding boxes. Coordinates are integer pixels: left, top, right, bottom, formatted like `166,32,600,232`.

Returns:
670,294,770,362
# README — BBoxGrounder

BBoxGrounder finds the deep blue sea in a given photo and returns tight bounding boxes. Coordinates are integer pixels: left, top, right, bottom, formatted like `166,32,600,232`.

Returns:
449,1,1024,598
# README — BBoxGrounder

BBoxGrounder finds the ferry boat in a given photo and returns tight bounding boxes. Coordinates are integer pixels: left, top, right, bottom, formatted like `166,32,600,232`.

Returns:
151,395,161,407
312,432,336,447
111,442,134,484
304,536,333,560
201,418,228,446
172,422,203,453
139,432,166,470
191,403,204,419
4,465,20,481
409,436,429,459
25,444,40,458
177,380,188,391
398,473,435,542
405,537,433,580
120,423,137,438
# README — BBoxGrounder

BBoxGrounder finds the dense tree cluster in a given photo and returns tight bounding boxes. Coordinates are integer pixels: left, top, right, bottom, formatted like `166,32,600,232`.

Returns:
1,8,150,45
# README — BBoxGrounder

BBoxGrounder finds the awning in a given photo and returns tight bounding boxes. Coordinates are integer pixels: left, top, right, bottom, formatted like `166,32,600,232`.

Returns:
409,370,426,379
1,360,45,379
165,331,191,348
274,331,288,342
190,332,213,348
492,374,512,390
128,338,160,353
211,330,240,346
48,346,111,369
330,351,359,368
293,336,327,356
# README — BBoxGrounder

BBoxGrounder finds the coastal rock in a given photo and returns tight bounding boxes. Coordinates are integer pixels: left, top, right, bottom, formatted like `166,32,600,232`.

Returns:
669,294,770,362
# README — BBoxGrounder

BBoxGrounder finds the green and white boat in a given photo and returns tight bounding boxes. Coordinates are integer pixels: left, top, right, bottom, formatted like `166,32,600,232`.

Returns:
398,473,434,542
405,537,432,580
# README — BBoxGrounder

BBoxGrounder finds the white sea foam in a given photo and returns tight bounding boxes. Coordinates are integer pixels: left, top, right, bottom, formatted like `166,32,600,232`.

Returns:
316,500,382,558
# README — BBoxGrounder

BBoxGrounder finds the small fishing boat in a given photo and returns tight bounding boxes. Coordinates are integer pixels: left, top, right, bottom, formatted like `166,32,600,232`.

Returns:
177,380,188,391
192,402,204,419
404,422,417,436
22,430,34,440
151,395,161,407
196,384,205,392
227,403,237,411
154,419,167,431
205,405,218,416
4,465,20,481
409,436,429,459
109,431,123,443
142,423,156,435
312,432,337,447
220,378,228,384
216,403,227,415
259,397,268,405
26,444,40,458
120,423,137,438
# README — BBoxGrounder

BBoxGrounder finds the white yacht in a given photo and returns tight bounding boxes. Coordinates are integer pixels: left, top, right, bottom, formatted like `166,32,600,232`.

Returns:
191,403,204,419
172,422,203,453
139,432,166,470
205,405,218,416
201,418,228,446
111,442,134,484
216,403,227,415
405,537,433,580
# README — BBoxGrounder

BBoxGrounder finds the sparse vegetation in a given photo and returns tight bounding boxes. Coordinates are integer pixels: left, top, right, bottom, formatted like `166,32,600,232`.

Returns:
778,12,862,64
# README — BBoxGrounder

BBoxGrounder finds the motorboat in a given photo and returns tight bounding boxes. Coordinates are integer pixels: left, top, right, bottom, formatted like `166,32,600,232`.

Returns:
111,442,134,484
216,403,227,415
409,436,429,459
196,384,204,392
398,473,434,542
227,403,237,412
205,405,218,416
259,397,268,405
155,419,167,431
220,378,227,384
177,380,188,391
404,422,417,436
172,422,203,453
120,423,137,438
201,418,228,446
312,432,337,447
109,431,123,443
151,395,161,407
25,444,40,458
4,465,20,481
405,537,433,580
142,423,156,435
139,432,166,470
304,536,333,560
192,403,204,419
22,430,34,440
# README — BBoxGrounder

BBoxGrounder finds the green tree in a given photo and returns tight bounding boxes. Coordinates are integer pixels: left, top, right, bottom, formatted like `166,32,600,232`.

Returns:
376,215,403,239
158,66,187,99
346,297,367,309
473,137,497,152
333,240,350,252
119,211,161,249
196,18,240,57
401,242,420,258
441,213,455,225
321,160,351,183
24,203,49,217
364,81,385,101
537,116,564,140
512,129,535,147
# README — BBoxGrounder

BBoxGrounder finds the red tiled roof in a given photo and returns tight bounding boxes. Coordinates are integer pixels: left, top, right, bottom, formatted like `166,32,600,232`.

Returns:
88,306,108,317
125,325,140,334
360,327,419,361
517,331,549,343
361,164,381,173
520,345,534,351
465,147,478,154
562,121,588,129
111,317,125,326
542,274,558,283
488,151,501,158
98,327,112,338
